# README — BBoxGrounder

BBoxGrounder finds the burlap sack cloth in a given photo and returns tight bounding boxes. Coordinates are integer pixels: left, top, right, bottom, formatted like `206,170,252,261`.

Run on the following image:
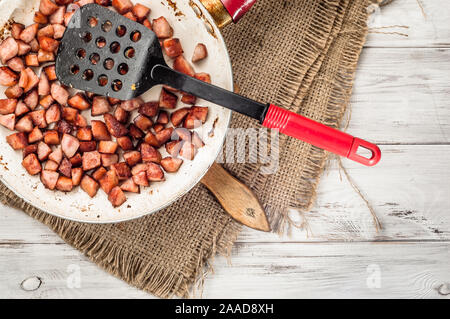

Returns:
0,0,371,297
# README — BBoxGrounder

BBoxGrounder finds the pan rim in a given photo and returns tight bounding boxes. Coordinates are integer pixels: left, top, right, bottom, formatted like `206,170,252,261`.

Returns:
0,0,233,224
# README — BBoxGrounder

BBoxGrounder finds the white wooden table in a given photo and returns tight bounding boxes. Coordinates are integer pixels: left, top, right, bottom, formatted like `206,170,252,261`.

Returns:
1,0,449,299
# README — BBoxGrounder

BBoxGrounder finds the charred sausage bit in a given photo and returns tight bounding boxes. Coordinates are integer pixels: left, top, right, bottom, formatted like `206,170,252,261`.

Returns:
116,136,134,151
101,153,119,167
37,25,54,38
123,151,141,166
162,38,183,58
70,153,83,167
170,108,190,127
22,153,42,175
15,115,34,133
44,160,59,171
138,101,159,117
53,24,66,39
108,186,127,207
45,104,61,124
92,96,111,116
48,146,63,163
143,132,159,148
58,157,72,177
0,67,19,87
127,124,143,140
28,126,43,143
77,127,93,141
57,119,72,134
120,178,139,193
19,24,39,44
5,85,23,99
68,93,91,111
29,109,47,128
120,98,143,112
132,3,150,21
173,56,195,77
140,143,162,164
108,97,121,106
11,23,25,40
37,49,55,63
0,99,18,115
91,120,111,140
24,90,39,110
155,127,174,146
61,133,80,158
7,57,25,73
0,114,15,131
62,107,78,123
34,12,49,24
39,0,59,16
25,54,39,67
181,94,196,105
104,113,128,137
156,111,169,125
41,170,59,190
192,43,208,63
111,162,131,180
112,0,133,14
146,163,165,182
15,101,30,117
81,175,100,197
134,114,153,132
153,123,164,133
39,95,54,109
161,157,183,173
23,68,40,93
23,144,38,158
56,176,73,192
179,142,197,160
71,167,83,186
44,130,60,145
49,6,65,25
152,17,173,39
92,167,107,181
132,171,148,186
79,141,97,152
114,106,129,124
38,72,50,96
98,140,118,154
99,169,119,194
0,37,19,64
82,150,101,171
159,88,177,109
44,65,57,81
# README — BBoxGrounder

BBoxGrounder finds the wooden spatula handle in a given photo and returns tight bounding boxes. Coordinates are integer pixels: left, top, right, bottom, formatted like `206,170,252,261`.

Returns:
201,162,270,232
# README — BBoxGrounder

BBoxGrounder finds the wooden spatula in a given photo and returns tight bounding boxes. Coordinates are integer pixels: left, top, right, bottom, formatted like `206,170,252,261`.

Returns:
201,163,270,232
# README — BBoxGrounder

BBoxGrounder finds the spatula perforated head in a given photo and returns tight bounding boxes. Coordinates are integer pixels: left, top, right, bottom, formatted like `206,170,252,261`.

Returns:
56,4,166,100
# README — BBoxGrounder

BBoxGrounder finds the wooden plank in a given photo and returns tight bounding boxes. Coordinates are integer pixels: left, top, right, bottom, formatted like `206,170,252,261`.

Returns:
348,48,450,144
0,242,448,298
365,0,450,48
2,145,450,243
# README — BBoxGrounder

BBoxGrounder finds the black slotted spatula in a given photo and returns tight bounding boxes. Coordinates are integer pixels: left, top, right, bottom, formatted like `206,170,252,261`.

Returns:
56,4,381,166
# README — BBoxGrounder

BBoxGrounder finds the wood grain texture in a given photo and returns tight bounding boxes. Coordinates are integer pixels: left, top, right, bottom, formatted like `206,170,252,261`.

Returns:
0,0,450,299
201,163,270,232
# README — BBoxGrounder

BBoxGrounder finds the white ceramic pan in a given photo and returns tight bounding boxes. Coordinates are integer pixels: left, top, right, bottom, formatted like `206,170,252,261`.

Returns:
0,0,247,223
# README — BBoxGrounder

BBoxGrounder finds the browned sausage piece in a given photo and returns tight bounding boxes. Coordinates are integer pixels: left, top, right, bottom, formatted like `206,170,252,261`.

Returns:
161,157,183,173
192,43,208,63
152,17,173,39
11,23,25,40
71,167,83,186
104,113,128,137
0,37,19,64
79,141,97,152
140,143,162,164
38,72,50,96
44,160,59,171
101,153,119,167
123,151,141,166
139,101,159,117
171,108,190,127
52,24,66,39
91,120,111,141
132,3,150,21
15,101,29,117
146,163,165,182
98,140,118,154
16,41,31,57
28,126,43,143
159,88,177,109
45,104,61,124
56,176,73,192
58,157,72,177
5,84,23,99
116,136,133,151
7,132,28,150
0,114,15,131
99,169,119,194
0,99,18,115
41,170,59,190
120,98,143,111
29,109,47,128
51,85,69,108
134,114,153,132
49,6,65,25
82,150,101,171
120,178,139,193
44,130,60,145
19,24,39,43
108,186,127,207
112,0,133,14
0,67,18,87
77,127,93,141
92,96,111,116
111,162,131,180
48,146,63,164
15,115,34,132
81,175,99,197
39,0,59,16
173,56,195,77
61,133,80,158
132,171,149,187
7,57,25,72
179,142,197,160
92,167,107,181
22,153,42,175
162,38,183,58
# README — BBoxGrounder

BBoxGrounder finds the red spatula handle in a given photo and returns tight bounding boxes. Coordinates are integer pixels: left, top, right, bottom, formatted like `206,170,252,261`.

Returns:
262,104,381,166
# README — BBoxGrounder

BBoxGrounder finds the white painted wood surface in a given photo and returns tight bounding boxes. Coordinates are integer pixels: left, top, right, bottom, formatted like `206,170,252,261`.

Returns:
1,0,450,299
